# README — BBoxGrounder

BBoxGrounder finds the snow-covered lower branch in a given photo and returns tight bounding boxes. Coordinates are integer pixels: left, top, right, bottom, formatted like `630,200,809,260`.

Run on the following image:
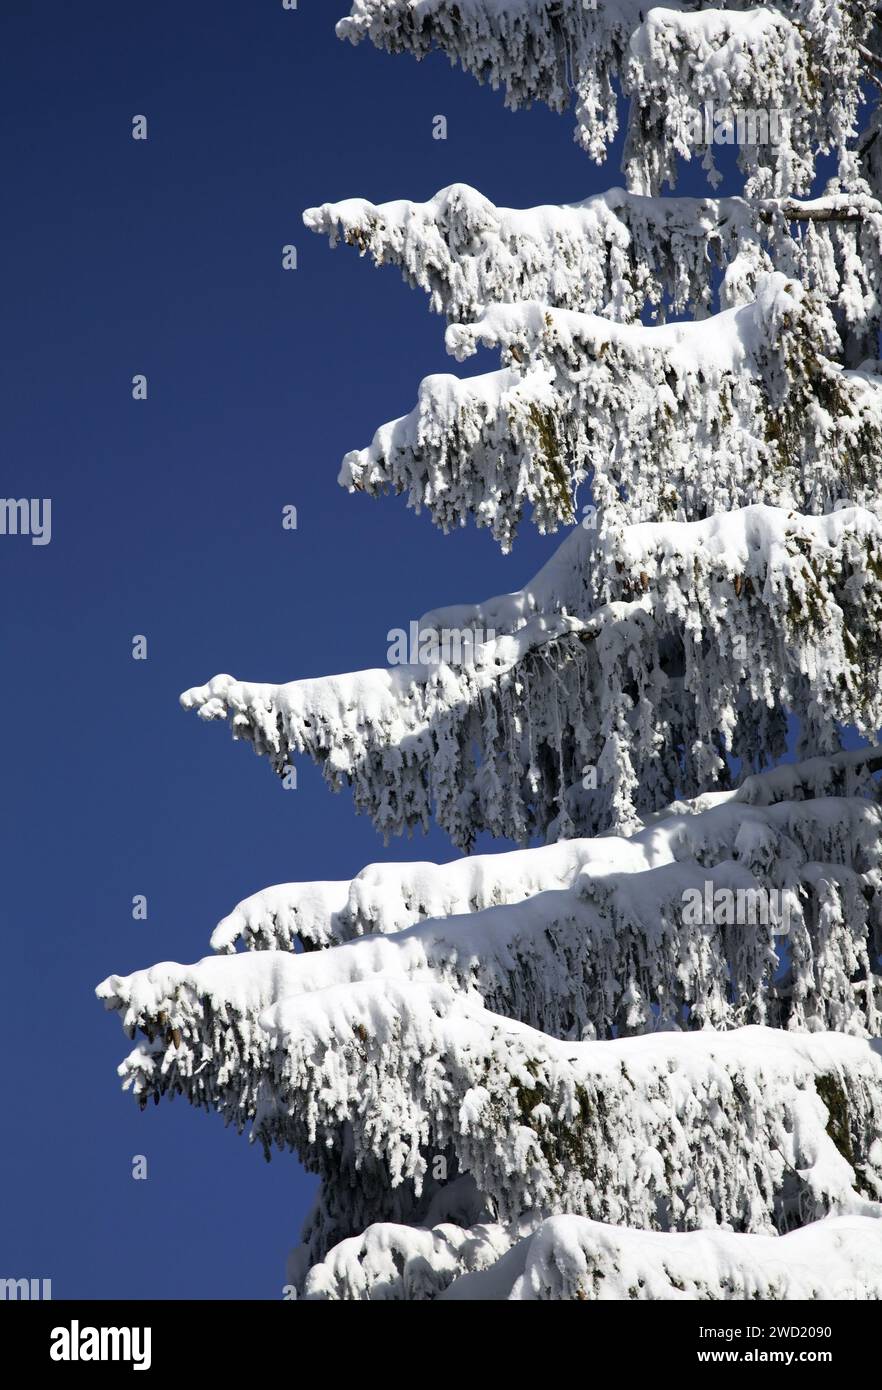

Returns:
303,1212,882,1299
97,969,882,1282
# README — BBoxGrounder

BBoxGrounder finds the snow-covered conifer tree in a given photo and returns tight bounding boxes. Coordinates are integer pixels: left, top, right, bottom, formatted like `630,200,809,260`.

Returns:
99,2,882,1299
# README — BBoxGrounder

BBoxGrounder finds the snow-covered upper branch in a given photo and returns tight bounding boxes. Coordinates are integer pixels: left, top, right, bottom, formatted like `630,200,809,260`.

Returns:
623,8,815,196
337,0,872,193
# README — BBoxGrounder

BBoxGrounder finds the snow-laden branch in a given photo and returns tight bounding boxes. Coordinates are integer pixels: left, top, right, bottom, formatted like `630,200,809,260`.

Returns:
213,745,882,945
96,969,882,1281
337,0,871,191
304,183,882,356
482,1213,882,1300
623,8,815,197
305,183,765,323
172,798,882,1035
182,504,882,844
298,1211,516,1301
343,274,882,547
341,362,589,546
212,835,602,952
303,1212,882,1299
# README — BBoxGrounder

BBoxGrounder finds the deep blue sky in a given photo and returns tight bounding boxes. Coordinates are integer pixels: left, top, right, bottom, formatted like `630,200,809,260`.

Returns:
0,1,836,1299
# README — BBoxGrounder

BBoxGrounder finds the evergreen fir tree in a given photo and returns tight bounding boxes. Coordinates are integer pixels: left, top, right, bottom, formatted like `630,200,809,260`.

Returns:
99,1,882,1298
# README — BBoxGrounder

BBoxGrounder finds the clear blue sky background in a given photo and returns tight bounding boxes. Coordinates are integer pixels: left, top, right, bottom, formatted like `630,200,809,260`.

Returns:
0,1,844,1299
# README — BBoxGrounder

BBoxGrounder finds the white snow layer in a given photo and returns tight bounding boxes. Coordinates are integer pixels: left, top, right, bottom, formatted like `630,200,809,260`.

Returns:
208,794,882,1034
113,783,882,1046
211,806,882,1034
